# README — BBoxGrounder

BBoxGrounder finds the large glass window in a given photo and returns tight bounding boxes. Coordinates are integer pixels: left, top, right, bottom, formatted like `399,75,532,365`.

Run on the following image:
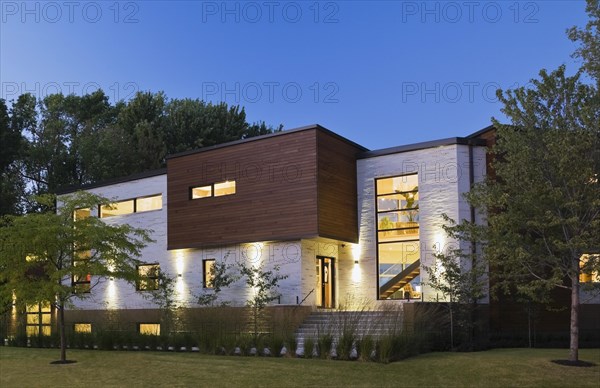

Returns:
137,264,160,291
26,302,51,336
376,174,420,300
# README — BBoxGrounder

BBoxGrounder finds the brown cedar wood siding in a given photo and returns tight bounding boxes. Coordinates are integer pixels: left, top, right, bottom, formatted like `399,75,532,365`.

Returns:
167,129,320,249
316,130,361,243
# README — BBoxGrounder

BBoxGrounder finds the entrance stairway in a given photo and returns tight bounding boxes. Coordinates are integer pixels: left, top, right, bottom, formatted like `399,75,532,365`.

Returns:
378,259,421,299
295,309,404,355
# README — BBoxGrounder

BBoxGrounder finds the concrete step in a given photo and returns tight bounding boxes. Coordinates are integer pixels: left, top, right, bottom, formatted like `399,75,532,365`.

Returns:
294,308,406,354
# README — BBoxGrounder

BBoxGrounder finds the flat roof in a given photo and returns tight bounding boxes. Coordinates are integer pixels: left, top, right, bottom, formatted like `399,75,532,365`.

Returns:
56,123,492,194
56,168,167,195
167,124,369,160
358,137,487,159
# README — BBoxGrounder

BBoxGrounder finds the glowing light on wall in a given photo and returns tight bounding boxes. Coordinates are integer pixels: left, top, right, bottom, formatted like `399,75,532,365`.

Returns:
176,251,185,276
106,280,117,309
351,243,361,262
173,250,188,303
434,231,446,254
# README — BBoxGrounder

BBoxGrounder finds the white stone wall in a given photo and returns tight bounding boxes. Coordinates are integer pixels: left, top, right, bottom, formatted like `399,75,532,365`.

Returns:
63,174,169,310
355,143,488,304
62,142,491,311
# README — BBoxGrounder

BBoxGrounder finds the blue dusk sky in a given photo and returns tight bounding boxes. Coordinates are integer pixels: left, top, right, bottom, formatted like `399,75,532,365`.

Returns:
0,0,590,150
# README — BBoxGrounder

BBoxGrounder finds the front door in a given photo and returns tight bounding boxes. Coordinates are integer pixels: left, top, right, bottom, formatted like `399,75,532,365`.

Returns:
317,256,335,308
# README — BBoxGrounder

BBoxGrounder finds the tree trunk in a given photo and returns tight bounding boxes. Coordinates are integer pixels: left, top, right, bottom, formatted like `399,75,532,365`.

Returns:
59,302,67,362
569,274,579,362
449,306,454,350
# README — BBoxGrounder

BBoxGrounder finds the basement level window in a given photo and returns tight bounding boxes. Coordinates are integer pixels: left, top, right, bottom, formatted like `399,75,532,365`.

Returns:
139,323,160,336
191,180,236,199
74,323,92,333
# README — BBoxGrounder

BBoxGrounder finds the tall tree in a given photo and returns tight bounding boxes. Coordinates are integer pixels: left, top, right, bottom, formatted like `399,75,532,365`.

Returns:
568,0,600,84
0,192,162,363
468,65,599,362
1,94,37,214
0,98,24,216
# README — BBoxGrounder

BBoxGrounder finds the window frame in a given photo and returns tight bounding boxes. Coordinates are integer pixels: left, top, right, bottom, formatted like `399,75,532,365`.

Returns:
26,302,52,337
138,322,161,336
203,259,216,288
580,254,600,284
375,173,421,301
73,323,92,333
190,180,236,200
98,194,163,218
136,263,160,291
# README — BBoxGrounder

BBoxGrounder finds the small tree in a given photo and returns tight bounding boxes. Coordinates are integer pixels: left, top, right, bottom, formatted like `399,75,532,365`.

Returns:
239,262,288,340
0,191,158,363
197,260,238,307
425,216,487,350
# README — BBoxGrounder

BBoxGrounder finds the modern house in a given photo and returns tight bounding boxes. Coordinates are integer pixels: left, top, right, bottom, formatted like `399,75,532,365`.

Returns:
9,124,599,341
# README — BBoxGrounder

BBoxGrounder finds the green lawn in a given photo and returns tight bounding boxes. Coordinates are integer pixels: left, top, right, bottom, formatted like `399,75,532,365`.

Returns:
1,347,599,387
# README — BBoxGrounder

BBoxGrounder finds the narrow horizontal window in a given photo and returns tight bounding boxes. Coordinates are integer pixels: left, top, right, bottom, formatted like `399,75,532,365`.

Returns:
136,194,162,212
191,181,236,200
214,181,236,196
73,208,91,221
100,200,134,218
191,185,212,199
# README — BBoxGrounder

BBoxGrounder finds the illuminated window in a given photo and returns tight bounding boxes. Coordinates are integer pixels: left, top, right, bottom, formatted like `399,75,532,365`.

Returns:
136,195,162,212
214,181,236,196
26,302,51,337
73,208,91,221
99,195,163,218
139,323,160,335
376,174,420,300
203,259,216,288
100,200,134,218
74,323,92,333
191,180,236,199
580,254,599,283
137,264,160,291
191,185,212,199
72,208,92,293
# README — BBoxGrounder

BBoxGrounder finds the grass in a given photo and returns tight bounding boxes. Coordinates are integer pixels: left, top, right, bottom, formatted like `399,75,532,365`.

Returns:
1,347,599,387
